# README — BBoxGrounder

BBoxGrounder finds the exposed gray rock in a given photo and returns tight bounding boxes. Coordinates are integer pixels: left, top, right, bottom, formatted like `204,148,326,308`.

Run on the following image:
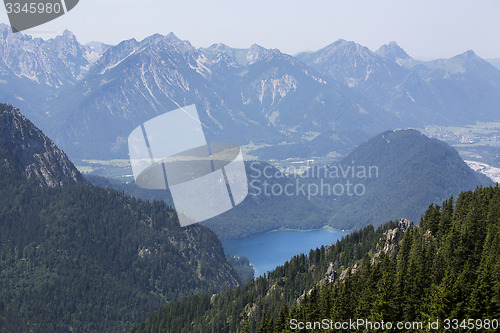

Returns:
325,261,337,283
372,218,411,263
339,263,358,282
0,104,85,187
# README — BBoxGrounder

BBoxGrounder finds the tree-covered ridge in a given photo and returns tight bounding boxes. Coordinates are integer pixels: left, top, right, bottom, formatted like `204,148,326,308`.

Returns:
257,185,500,332
320,129,493,231
0,180,242,332
0,108,246,333
130,221,400,332
0,103,247,332
131,186,499,332
97,129,491,240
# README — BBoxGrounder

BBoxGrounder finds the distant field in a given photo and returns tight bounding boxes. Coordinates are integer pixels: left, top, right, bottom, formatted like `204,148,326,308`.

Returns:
75,123,500,182
421,122,500,179
75,166,94,174
466,160,500,183
82,159,131,166
75,159,133,179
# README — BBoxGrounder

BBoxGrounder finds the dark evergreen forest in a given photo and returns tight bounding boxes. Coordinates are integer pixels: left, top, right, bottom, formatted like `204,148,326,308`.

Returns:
0,160,242,332
132,186,500,332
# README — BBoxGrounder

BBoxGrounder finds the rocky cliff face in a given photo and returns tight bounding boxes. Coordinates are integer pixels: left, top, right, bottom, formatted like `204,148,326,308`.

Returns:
373,218,412,259
0,103,85,187
0,24,98,86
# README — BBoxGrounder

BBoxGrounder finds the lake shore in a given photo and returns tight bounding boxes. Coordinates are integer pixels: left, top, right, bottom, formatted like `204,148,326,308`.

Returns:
222,227,347,276
265,225,350,234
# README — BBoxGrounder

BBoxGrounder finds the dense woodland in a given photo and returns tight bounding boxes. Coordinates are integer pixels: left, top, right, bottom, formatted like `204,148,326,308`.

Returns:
0,157,243,332
131,185,499,332
130,221,400,332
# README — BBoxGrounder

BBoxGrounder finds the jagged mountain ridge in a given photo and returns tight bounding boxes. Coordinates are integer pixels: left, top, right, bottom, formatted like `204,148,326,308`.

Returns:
299,40,500,127
0,25,104,86
0,103,85,187
41,31,381,158
0,24,107,126
296,39,408,88
1,24,500,159
375,41,411,61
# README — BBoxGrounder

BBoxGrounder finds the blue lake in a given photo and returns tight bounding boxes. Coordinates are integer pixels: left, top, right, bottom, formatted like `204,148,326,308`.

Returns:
222,228,346,277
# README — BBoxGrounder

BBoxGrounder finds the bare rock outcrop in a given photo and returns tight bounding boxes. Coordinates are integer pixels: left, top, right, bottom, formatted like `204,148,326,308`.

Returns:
0,104,85,187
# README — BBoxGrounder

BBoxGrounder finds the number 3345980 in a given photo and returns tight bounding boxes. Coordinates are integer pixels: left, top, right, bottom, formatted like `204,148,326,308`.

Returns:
5,2,62,14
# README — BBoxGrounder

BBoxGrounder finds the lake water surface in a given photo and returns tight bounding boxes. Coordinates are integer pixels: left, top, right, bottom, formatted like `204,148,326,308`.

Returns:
222,228,346,277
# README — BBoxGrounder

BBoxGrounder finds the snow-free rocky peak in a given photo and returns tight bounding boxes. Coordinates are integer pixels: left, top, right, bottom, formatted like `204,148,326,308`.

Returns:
0,104,85,187
375,41,411,61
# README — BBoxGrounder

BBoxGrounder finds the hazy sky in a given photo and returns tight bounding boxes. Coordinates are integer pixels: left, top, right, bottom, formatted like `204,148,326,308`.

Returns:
1,0,499,59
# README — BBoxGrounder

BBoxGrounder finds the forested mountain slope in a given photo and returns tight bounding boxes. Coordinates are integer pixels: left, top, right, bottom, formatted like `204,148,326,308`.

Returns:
206,130,492,238
325,129,493,230
256,185,500,332
0,104,242,332
131,185,500,332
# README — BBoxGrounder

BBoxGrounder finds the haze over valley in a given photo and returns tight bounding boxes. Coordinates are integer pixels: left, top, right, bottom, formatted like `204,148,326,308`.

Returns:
0,14,499,332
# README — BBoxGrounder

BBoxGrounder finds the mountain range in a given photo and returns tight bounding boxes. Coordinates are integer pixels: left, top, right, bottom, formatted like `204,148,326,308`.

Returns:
1,22,499,331
1,24,500,159
297,41,500,127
